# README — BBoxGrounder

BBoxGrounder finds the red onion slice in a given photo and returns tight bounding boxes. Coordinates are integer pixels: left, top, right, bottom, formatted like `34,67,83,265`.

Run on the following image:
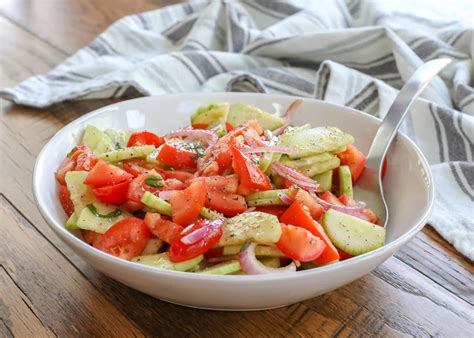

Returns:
158,190,174,201
308,191,370,221
180,218,224,245
278,192,293,205
239,243,297,275
282,99,304,120
272,162,321,192
164,129,218,147
272,122,290,136
243,146,294,154
207,255,238,264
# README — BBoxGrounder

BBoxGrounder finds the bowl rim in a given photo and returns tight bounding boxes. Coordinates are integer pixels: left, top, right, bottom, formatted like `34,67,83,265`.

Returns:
33,92,435,282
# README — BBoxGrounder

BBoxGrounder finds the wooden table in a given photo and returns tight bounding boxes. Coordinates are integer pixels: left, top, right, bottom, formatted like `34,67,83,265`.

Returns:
0,1,472,336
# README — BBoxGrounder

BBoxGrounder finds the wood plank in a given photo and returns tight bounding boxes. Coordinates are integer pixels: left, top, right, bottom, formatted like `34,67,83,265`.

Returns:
0,266,55,338
0,0,181,55
0,195,144,337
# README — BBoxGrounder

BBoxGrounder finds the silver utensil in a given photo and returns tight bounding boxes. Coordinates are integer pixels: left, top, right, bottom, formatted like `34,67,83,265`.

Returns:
353,58,451,227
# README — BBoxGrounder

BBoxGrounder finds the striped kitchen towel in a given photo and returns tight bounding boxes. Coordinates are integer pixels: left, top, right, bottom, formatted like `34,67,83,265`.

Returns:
1,0,472,259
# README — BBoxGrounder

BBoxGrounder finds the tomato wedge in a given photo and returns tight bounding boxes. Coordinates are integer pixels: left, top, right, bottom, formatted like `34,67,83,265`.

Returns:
169,180,207,225
58,184,74,216
337,144,366,183
93,218,151,260
120,200,144,213
205,190,247,216
82,230,101,245
337,248,353,261
93,180,130,205
276,224,326,262
160,169,194,182
127,171,162,203
192,123,208,130
122,159,160,177
128,131,164,148
320,191,344,206
189,175,238,193
84,160,132,188
255,205,288,217
56,145,97,184
157,143,197,169
169,218,224,262
288,186,324,220
144,212,183,244
231,146,270,195
280,201,340,265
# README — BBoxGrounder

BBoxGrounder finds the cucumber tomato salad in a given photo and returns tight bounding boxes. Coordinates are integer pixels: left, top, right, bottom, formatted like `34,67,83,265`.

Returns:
56,101,386,275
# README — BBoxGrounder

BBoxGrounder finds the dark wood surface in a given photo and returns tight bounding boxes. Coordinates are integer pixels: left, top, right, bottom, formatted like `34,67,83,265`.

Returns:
0,1,472,337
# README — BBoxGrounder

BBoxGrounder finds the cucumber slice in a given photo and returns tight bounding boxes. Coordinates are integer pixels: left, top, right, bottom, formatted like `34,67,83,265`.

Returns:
200,207,221,220
279,127,354,159
222,245,285,257
338,165,353,197
76,203,130,233
132,253,203,272
260,257,281,268
65,171,97,213
280,152,334,168
247,198,287,207
218,212,281,246
82,125,107,152
141,192,172,217
313,170,333,192
200,260,241,275
141,238,164,255
98,145,155,162
246,189,288,201
191,102,229,126
211,123,226,137
65,212,78,230
299,156,340,177
228,103,284,131
259,152,274,172
322,209,386,256
104,129,131,149
331,146,347,154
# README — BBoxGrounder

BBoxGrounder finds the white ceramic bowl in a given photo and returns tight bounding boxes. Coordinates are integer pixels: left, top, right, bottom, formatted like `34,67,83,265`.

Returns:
33,93,434,310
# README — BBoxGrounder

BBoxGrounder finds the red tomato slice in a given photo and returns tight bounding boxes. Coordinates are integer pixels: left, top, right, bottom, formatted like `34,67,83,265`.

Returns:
337,144,367,183
169,180,207,226
56,145,97,184
122,160,151,177
231,146,271,195
162,178,185,191
128,131,164,148
337,248,353,261
280,201,340,265
144,212,183,244
288,186,324,220
157,144,197,169
255,205,288,217
83,230,101,245
93,218,151,260
120,200,144,213
84,160,132,188
126,172,162,203
169,218,224,262
205,190,247,216
160,170,194,182
58,184,74,216
320,191,344,206
189,175,238,193
276,224,326,262
192,123,208,130
93,180,130,205
204,247,224,258
225,122,234,132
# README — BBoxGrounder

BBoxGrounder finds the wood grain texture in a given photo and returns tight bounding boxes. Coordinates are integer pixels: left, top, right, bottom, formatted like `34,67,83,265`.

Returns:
0,0,473,337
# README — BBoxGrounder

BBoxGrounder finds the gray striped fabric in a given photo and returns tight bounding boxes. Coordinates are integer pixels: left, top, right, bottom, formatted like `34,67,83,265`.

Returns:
1,0,472,259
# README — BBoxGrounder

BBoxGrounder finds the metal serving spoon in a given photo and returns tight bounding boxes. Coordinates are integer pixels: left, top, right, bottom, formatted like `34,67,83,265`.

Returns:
353,58,451,227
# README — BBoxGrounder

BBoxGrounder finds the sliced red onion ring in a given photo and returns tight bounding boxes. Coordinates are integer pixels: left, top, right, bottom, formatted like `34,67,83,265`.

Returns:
272,162,321,191
158,190,174,201
308,191,370,221
243,146,294,154
278,192,293,205
164,129,218,146
207,255,238,264
180,218,224,245
282,99,304,120
272,122,290,136
242,130,266,147
239,243,297,275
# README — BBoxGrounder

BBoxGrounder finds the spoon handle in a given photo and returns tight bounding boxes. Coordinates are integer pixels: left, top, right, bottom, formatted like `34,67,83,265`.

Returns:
365,58,451,171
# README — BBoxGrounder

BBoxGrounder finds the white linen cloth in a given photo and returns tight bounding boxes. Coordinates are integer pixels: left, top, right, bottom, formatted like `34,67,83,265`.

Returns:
1,0,472,259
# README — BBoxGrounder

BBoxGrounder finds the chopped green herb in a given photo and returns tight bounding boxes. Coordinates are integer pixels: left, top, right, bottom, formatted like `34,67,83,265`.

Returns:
67,146,78,157
86,204,122,218
145,175,164,188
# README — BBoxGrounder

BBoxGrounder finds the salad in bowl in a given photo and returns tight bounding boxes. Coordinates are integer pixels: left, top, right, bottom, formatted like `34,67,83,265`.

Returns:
56,100,386,275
